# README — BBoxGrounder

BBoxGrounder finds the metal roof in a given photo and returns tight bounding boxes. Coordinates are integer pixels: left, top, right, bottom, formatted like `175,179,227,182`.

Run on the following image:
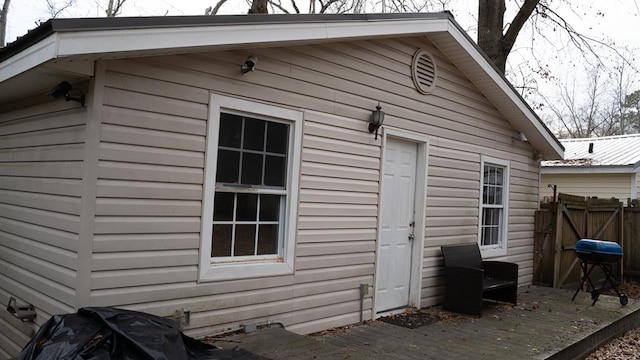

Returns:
542,134,640,171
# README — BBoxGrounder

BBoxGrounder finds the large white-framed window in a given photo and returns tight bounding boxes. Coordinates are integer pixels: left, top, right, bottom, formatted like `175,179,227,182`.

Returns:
199,94,303,282
478,155,510,257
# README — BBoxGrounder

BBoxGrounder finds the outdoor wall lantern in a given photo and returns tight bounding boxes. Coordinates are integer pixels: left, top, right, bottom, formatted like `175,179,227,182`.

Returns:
47,81,85,106
369,103,385,140
6,296,36,322
241,55,258,74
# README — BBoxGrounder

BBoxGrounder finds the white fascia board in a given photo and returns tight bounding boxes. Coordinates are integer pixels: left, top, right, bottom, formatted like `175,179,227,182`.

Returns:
55,19,450,58
540,165,634,174
0,34,58,83
324,18,449,39
446,25,563,159
55,23,329,56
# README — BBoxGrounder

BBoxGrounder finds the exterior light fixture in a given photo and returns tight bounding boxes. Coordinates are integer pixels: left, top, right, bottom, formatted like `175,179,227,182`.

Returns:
46,81,85,106
241,55,258,74
369,103,385,140
517,132,528,142
6,297,36,322
512,132,528,143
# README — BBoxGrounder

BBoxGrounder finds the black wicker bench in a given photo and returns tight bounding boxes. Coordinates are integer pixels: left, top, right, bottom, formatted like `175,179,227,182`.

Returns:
440,243,518,316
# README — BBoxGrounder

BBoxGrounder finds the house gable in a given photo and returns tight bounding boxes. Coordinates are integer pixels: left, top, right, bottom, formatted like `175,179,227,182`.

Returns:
0,14,558,358
0,13,562,159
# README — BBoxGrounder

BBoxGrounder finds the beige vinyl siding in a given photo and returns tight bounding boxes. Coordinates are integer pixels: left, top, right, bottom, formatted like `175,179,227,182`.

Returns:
0,102,84,356
540,173,633,204
86,34,538,336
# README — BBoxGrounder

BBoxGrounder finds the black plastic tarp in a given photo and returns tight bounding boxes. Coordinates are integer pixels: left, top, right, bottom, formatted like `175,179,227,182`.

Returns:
18,307,268,360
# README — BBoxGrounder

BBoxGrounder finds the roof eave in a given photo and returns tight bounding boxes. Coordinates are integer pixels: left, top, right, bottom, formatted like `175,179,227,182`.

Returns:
540,165,637,174
0,15,451,84
428,21,563,160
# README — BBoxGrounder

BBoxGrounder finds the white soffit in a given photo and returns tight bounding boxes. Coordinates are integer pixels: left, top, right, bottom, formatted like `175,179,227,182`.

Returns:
0,35,58,86
0,18,449,85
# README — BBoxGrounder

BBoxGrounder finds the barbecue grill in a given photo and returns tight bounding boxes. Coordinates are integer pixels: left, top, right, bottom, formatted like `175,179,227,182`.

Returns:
571,239,628,306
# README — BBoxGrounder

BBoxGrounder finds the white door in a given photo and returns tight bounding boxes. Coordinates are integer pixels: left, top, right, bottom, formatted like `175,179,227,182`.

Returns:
376,137,418,313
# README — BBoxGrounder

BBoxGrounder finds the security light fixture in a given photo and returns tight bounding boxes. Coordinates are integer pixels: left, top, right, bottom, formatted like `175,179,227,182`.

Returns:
6,297,36,322
517,132,528,142
47,81,85,106
241,55,258,74
512,132,528,142
369,103,385,140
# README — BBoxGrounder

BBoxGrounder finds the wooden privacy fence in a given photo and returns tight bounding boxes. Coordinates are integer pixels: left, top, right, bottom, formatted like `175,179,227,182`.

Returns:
533,193,624,289
624,200,640,277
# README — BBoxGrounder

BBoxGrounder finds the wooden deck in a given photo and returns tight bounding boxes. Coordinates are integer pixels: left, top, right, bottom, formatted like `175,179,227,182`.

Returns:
209,286,640,359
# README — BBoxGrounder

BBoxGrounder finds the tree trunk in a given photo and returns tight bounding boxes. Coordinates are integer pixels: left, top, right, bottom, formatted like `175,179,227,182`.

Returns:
106,0,115,16
478,0,539,73
0,0,10,47
477,0,506,72
248,0,268,13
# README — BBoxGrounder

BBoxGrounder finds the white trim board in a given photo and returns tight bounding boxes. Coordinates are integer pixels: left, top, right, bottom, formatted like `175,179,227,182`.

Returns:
0,19,448,84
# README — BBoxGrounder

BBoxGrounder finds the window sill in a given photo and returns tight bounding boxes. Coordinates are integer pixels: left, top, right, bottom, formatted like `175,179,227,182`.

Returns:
199,260,293,282
480,246,507,258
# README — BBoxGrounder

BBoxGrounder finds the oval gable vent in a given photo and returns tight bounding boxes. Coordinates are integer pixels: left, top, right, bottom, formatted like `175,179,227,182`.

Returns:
411,49,437,94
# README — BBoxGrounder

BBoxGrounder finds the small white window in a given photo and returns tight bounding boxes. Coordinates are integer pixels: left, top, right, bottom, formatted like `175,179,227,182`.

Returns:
478,156,509,257
199,94,302,281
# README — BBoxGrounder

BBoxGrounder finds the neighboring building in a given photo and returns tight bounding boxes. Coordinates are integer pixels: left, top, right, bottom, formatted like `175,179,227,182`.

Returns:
0,13,562,358
541,134,640,204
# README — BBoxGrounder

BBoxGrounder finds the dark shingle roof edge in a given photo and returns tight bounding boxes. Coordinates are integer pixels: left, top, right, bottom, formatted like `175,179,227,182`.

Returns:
0,12,452,62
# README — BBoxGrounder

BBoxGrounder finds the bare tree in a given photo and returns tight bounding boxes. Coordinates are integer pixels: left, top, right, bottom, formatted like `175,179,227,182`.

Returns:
623,90,640,133
542,57,639,139
607,49,638,135
46,0,76,18
248,0,268,13
208,0,450,15
205,0,229,15
477,0,628,75
0,0,10,47
546,64,607,138
105,0,127,17
478,0,539,73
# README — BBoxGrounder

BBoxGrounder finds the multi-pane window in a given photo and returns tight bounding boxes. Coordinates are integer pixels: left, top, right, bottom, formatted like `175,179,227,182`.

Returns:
200,94,301,282
479,156,509,256
212,113,289,260
481,164,504,246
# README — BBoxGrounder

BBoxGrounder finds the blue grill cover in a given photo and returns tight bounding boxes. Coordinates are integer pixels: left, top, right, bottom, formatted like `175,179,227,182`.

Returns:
575,239,622,263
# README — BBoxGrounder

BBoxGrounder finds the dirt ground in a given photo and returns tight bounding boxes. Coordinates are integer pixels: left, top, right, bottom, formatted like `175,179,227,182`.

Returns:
586,281,640,360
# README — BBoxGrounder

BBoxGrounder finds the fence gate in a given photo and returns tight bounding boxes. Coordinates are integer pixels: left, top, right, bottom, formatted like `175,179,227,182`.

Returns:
534,194,623,288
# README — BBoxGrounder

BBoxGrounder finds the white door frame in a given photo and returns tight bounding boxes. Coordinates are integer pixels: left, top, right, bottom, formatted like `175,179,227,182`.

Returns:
373,127,429,317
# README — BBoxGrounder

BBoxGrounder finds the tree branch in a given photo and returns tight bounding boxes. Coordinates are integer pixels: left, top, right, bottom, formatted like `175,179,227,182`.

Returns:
502,0,539,55
205,0,229,15
289,0,300,14
0,0,11,47
268,0,290,13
